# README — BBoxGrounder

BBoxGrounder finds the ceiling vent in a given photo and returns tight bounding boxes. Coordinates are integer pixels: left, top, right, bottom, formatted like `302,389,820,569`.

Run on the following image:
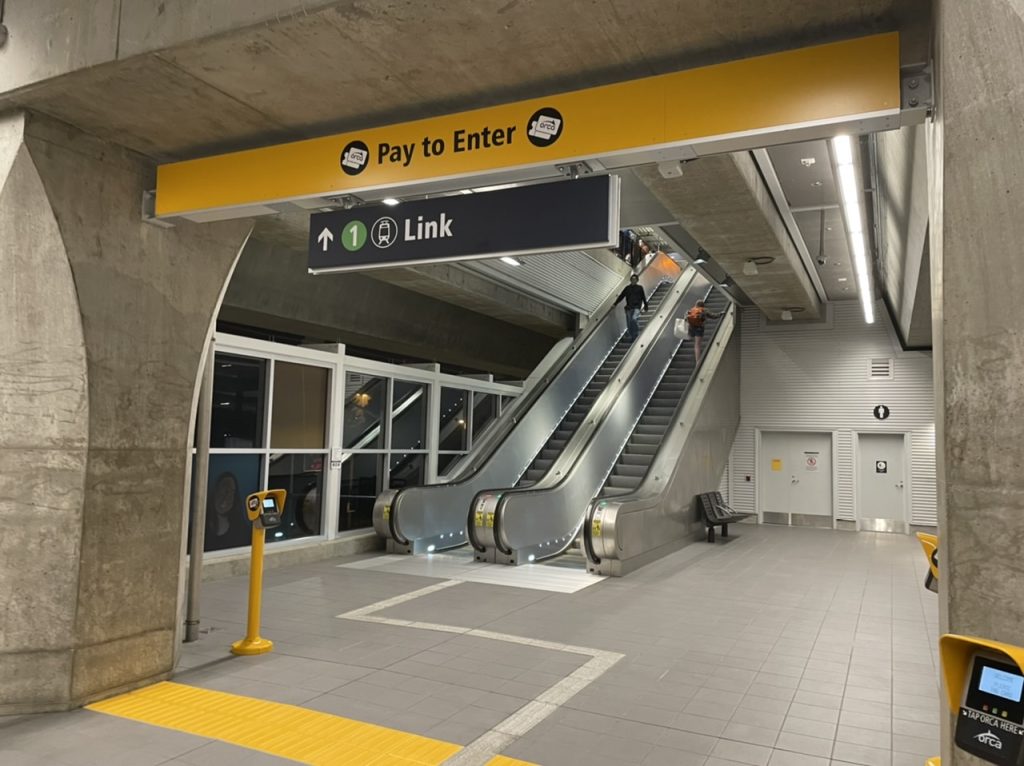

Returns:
869,358,894,380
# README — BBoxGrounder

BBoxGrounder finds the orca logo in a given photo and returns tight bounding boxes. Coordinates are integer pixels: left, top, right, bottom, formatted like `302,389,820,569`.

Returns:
974,731,1003,750
527,107,564,147
340,140,370,175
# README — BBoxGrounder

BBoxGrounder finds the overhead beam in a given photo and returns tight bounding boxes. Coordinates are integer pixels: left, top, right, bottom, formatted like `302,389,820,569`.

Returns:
154,33,902,220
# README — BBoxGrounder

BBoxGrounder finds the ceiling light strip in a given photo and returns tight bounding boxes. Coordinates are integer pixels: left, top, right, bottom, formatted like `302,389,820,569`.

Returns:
831,135,874,324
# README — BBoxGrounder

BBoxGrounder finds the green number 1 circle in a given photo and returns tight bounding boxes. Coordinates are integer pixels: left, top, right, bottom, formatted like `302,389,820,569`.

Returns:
342,221,368,251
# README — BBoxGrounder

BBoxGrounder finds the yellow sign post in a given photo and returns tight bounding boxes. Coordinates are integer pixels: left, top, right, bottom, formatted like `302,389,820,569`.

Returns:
155,33,901,220
231,489,287,656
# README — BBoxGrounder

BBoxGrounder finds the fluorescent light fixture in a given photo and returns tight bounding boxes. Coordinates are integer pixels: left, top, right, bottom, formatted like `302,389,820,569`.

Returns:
833,134,854,166
381,197,400,206
427,544,436,553
472,183,517,193
460,189,474,195
831,134,874,324
500,256,525,266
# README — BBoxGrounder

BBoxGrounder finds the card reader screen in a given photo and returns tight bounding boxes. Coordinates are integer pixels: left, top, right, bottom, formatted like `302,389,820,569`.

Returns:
979,666,1024,702
262,498,277,510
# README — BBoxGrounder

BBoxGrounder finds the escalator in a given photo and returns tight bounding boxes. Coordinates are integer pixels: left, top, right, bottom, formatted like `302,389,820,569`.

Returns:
470,274,715,565
516,283,672,487
372,253,687,554
598,290,729,497
584,291,740,576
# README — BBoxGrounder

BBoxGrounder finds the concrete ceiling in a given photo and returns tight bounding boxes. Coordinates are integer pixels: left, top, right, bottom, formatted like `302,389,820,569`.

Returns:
1,1,931,162
635,154,824,320
0,0,933,349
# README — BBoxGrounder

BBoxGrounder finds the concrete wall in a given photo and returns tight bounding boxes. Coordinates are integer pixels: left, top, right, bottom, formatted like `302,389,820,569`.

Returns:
0,112,252,713
725,303,936,525
934,8,1024,766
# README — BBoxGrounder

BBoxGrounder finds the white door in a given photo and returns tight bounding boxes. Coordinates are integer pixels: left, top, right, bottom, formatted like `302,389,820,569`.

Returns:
857,433,907,530
761,432,833,521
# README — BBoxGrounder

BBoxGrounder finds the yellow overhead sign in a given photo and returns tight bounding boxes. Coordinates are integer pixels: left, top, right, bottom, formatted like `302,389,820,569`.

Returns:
155,33,900,218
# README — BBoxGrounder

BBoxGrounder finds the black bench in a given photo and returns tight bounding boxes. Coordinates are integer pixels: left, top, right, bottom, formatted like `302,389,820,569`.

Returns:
698,491,755,543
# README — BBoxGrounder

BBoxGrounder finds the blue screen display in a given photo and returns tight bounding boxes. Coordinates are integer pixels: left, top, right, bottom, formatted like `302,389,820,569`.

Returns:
980,666,1024,702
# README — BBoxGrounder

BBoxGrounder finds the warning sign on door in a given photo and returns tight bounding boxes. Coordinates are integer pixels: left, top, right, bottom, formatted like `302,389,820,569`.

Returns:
771,459,782,472
804,452,819,472
876,460,888,473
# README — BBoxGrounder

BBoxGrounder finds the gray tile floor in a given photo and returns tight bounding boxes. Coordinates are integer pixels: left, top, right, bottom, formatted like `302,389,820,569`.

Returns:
0,525,940,766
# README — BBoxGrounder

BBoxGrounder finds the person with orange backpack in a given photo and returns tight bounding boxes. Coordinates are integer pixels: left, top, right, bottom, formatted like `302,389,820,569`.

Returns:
684,300,721,361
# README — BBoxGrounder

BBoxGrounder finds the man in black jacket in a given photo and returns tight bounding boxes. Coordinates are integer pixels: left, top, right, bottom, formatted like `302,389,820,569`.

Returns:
613,274,649,342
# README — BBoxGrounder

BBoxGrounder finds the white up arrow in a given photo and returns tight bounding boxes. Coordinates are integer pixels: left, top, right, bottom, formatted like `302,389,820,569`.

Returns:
317,227,334,251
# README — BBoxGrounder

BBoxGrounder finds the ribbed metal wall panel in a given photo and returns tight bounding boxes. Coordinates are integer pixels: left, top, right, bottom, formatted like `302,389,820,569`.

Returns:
836,431,855,521
911,428,938,525
731,425,757,513
467,250,624,315
727,302,936,525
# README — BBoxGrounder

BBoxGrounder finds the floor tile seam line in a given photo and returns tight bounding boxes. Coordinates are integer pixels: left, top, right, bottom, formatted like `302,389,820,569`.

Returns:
465,627,624,660
335,579,462,619
334,579,623,766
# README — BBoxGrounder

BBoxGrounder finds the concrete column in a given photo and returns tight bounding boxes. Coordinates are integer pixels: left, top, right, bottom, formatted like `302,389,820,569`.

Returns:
0,112,252,714
934,2,1024,763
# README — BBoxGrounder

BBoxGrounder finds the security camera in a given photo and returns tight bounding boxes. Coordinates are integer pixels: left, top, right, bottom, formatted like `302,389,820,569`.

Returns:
816,256,827,266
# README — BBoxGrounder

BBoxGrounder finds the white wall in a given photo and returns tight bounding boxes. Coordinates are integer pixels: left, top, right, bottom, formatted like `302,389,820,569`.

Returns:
726,302,937,525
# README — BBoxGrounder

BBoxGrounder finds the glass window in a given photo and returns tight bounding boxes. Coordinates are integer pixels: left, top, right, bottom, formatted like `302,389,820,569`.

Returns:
472,393,497,442
339,453,383,532
500,395,515,416
391,380,427,450
439,387,469,452
438,452,467,476
271,362,328,449
344,374,386,449
200,454,264,552
389,452,426,490
211,354,266,448
266,453,324,542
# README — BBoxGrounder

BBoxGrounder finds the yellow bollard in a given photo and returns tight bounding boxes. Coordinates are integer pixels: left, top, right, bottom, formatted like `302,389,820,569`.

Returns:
231,490,286,656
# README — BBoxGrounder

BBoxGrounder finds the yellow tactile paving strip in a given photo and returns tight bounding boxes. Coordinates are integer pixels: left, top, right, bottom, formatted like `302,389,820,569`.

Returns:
87,681,461,765
486,757,540,765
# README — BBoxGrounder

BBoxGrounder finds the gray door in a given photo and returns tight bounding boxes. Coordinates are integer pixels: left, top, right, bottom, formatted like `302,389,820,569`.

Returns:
760,431,833,525
857,433,907,532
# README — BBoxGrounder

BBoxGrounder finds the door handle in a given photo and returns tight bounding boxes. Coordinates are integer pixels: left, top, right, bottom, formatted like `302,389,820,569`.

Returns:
895,481,904,489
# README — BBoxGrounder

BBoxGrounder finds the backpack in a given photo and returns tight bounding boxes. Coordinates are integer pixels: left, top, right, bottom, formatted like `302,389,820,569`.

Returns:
686,307,705,328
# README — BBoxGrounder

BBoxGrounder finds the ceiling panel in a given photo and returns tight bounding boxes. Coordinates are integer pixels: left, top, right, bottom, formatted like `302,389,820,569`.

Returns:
794,208,857,301
466,249,628,316
767,140,838,209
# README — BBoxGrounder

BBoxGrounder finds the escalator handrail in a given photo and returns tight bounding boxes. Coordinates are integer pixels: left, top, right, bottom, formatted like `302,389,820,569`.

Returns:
484,270,703,555
583,296,736,564
384,256,683,546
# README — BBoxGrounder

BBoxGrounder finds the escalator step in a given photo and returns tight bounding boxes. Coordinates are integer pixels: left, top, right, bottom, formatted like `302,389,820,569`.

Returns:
606,476,642,490
631,434,661,445
643,416,672,427
626,444,658,456
634,424,667,436
614,464,648,478
620,454,653,467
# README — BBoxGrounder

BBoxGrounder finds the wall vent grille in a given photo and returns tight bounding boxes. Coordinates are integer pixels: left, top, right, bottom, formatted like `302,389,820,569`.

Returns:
869,358,895,380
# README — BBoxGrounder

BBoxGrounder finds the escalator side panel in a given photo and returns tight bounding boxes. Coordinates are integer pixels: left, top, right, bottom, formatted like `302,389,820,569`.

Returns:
382,261,685,552
493,277,712,562
587,313,740,576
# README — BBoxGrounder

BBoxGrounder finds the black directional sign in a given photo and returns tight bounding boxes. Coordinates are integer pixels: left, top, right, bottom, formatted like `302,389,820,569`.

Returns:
308,175,619,273
874,404,890,420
